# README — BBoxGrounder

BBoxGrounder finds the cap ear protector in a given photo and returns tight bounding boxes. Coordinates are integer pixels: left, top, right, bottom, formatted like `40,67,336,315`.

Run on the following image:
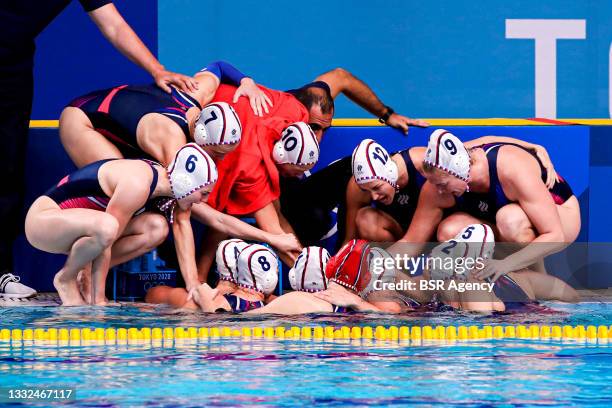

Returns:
194,102,242,147
351,139,398,189
273,122,320,165
288,246,330,292
167,143,218,200
424,129,470,183
236,244,279,295
215,239,249,283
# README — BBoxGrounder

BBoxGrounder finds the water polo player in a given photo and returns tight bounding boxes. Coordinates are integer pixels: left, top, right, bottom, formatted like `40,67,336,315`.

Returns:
400,129,580,282
25,143,217,306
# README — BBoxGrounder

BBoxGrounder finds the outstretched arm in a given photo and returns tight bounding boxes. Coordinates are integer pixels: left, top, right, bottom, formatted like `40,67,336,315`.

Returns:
88,4,197,93
190,203,301,260
315,67,429,134
198,61,273,116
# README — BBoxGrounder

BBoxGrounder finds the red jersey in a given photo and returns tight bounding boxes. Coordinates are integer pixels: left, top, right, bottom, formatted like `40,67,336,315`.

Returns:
207,84,309,215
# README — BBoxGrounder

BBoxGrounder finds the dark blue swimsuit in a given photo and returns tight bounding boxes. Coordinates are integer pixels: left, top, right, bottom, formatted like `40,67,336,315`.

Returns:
45,159,162,215
374,149,427,230
68,61,246,158
455,143,574,223
223,294,264,313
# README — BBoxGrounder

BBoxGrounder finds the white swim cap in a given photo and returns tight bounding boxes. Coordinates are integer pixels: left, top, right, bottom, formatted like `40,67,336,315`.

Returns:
454,223,495,260
167,143,218,200
288,246,330,292
236,244,279,295
351,139,398,189
193,102,242,147
273,122,320,165
428,223,495,280
215,239,250,283
424,129,470,182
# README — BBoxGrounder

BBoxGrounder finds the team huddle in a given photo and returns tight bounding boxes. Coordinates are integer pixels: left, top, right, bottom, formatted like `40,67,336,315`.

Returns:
25,61,581,313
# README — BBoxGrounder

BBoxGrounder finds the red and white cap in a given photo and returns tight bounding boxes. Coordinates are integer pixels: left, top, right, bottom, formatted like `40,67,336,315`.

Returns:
167,143,218,200
273,122,320,165
325,239,371,292
424,129,470,182
193,102,242,146
215,239,250,283
351,139,398,189
236,244,278,295
288,246,331,292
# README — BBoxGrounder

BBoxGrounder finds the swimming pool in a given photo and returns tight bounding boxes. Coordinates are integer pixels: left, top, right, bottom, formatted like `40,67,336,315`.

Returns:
1,300,611,406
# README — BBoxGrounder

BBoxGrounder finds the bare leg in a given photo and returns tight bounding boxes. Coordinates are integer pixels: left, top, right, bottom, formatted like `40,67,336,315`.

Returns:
355,207,404,241
59,107,124,168
110,213,169,267
25,197,119,306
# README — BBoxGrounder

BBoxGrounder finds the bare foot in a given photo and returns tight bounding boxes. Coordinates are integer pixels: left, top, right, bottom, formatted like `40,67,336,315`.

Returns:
77,267,92,303
53,270,86,306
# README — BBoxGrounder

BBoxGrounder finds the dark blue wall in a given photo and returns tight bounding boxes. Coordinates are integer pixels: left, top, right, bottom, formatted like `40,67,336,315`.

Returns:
32,0,157,119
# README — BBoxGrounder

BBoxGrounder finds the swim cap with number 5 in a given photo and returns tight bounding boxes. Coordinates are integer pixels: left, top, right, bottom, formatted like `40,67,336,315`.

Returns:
194,102,242,147
351,139,398,189
236,244,279,295
424,129,470,182
273,122,320,165
167,143,218,200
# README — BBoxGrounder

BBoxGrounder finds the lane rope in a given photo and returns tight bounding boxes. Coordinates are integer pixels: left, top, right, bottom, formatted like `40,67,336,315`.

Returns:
1,325,611,346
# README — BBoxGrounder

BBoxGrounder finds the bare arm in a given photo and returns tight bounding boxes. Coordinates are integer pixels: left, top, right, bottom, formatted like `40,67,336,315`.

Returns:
171,208,200,291
190,203,301,257
343,179,372,245
88,4,197,93
465,135,558,188
254,202,301,264
315,67,428,133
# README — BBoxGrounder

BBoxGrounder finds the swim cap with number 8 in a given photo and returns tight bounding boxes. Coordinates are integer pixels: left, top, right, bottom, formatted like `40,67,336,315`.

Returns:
167,143,218,200
236,244,279,294
273,122,320,165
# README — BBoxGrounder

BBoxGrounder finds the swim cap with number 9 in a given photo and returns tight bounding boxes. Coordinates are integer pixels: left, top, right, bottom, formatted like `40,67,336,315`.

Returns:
273,122,320,165
424,129,470,182
167,143,218,200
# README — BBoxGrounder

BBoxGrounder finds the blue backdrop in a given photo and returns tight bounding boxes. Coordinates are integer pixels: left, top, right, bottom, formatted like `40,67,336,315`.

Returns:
32,0,612,120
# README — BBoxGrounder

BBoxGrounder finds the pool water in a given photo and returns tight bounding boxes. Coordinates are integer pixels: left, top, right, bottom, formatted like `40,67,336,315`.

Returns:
1,301,612,407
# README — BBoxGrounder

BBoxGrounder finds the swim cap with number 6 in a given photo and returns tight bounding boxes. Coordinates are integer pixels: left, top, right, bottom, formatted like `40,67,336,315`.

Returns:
167,143,218,200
